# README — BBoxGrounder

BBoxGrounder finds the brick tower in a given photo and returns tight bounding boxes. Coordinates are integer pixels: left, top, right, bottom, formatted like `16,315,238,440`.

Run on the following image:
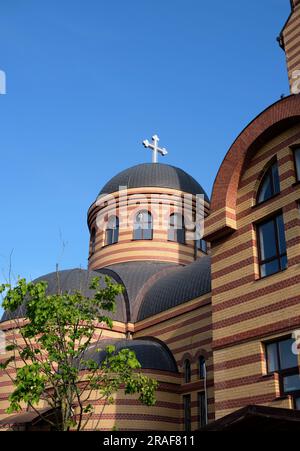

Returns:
279,0,300,93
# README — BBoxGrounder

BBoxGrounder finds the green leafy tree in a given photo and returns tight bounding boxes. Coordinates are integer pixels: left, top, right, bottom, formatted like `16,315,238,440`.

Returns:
0,276,158,431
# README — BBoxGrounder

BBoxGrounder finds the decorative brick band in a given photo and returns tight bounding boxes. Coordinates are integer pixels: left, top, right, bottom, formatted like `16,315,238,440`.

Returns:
213,353,263,372
213,316,300,350
214,393,275,411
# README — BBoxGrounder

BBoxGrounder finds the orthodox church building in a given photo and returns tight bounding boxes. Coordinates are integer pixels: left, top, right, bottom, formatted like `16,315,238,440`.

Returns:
1,0,300,431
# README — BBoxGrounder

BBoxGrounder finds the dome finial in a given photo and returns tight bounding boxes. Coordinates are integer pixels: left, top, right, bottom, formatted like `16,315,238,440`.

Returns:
142,134,168,163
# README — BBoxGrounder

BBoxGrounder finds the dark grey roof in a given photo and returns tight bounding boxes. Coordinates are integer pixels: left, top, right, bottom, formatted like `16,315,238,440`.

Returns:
98,163,209,200
0,268,129,323
138,256,211,321
84,338,178,373
1,258,212,324
99,261,178,322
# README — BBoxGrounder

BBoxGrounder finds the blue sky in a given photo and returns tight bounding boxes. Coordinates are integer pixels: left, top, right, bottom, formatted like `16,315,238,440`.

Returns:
0,0,291,297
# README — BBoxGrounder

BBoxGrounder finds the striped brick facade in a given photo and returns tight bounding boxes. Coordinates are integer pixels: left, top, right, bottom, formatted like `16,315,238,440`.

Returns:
88,187,209,269
0,293,213,431
134,293,214,429
205,95,300,419
1,2,300,432
280,0,300,93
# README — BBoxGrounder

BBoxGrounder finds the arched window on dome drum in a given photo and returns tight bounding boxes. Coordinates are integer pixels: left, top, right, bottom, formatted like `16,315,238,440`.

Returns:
133,210,153,240
168,213,185,244
257,160,280,204
184,359,191,384
198,356,206,379
90,228,96,255
105,215,119,245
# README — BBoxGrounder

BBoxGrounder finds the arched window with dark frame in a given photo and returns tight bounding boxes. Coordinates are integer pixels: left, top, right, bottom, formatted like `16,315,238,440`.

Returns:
168,213,185,244
257,212,287,278
105,215,119,245
90,228,96,255
198,356,206,379
184,359,191,384
256,160,280,204
293,147,300,181
133,210,153,240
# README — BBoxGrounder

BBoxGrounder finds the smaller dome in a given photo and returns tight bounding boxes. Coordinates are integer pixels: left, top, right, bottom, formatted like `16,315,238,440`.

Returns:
84,338,178,373
98,163,209,200
138,256,211,321
0,268,129,323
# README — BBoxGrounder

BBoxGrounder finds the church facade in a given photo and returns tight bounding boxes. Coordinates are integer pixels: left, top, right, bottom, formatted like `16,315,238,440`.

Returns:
1,0,300,431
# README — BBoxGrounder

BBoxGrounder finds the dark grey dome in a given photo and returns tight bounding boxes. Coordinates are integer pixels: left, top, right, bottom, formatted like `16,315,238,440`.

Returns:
0,268,129,323
99,261,178,322
99,163,209,200
85,338,178,373
138,256,211,321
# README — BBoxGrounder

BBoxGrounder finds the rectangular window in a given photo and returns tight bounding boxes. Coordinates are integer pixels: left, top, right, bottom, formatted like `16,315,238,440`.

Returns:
257,213,287,278
266,338,298,373
265,336,300,402
294,147,300,181
197,392,207,429
183,394,191,432
283,374,300,393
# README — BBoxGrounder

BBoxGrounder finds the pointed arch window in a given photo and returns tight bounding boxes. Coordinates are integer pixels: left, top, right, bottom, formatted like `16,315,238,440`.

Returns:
293,147,300,181
105,215,119,245
184,359,191,384
90,228,96,255
198,356,206,379
257,160,280,204
133,210,153,240
168,213,185,244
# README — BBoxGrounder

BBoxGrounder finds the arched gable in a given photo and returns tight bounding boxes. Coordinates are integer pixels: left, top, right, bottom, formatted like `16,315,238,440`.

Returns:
204,95,300,242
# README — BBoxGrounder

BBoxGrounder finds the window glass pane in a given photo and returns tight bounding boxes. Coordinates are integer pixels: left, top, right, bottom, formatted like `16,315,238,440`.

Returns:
174,214,183,229
168,214,184,243
199,357,206,379
198,392,207,428
134,211,152,240
197,240,207,253
133,227,142,240
106,229,113,245
177,228,185,244
183,395,191,431
272,163,280,195
184,360,191,383
112,228,119,244
108,216,117,229
279,338,298,370
258,173,273,203
261,260,280,278
168,229,176,241
106,216,119,245
143,228,152,240
276,214,287,256
266,343,279,372
295,148,300,181
283,374,300,393
91,229,96,253
257,162,280,204
258,219,277,261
